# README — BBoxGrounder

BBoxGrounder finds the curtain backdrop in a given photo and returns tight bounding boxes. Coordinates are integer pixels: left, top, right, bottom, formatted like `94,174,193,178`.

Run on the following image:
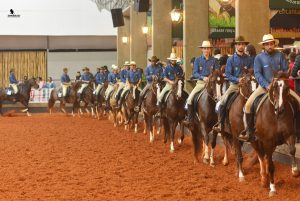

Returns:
0,51,47,87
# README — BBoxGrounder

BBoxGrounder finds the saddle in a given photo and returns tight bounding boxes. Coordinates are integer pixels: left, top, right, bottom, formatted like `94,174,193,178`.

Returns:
192,88,206,111
58,87,72,98
251,93,268,114
223,92,239,124
6,86,19,96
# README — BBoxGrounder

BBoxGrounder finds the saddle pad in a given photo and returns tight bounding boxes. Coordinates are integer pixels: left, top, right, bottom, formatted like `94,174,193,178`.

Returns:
225,92,239,112
192,88,205,111
251,93,268,114
163,91,172,104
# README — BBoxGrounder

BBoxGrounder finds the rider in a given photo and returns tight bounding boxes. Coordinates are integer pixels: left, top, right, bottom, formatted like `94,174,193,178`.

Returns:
105,64,119,110
135,56,163,112
115,61,130,103
213,36,253,133
60,67,71,103
183,41,220,126
77,67,92,95
9,68,19,94
157,52,184,116
239,34,300,141
116,61,142,110
93,66,107,96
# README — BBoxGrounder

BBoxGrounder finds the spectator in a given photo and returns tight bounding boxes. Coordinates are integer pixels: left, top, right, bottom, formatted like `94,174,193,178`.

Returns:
45,77,56,89
37,77,45,90
282,48,291,61
245,44,256,67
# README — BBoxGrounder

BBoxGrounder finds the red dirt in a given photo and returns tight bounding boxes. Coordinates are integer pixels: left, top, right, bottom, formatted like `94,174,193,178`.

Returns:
0,115,299,200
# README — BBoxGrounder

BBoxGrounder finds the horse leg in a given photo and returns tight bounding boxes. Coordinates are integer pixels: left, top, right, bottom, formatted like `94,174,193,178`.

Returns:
265,150,276,197
143,117,147,134
200,122,209,164
286,135,299,177
169,120,177,153
252,141,268,188
191,125,201,164
134,112,138,133
148,115,154,143
233,138,245,182
177,122,185,145
163,118,169,144
20,100,31,116
209,130,218,167
222,135,230,166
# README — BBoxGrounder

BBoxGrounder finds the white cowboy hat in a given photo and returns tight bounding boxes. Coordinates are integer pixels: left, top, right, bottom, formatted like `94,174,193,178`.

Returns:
111,64,118,70
130,61,136,65
259,34,279,45
123,61,130,66
198,40,213,48
167,53,178,61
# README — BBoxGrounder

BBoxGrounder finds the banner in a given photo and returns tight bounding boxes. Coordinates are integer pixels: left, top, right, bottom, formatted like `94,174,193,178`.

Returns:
270,0,300,9
209,0,235,39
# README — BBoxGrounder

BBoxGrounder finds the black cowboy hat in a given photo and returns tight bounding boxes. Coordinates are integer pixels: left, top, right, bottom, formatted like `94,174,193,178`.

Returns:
148,56,160,62
233,36,249,45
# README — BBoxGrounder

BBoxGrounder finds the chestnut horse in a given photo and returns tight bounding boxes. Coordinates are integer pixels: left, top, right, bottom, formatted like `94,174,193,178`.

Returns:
252,71,299,197
48,82,81,116
0,78,38,116
161,76,188,153
77,81,97,118
221,69,254,182
190,69,225,166
141,76,163,142
94,82,108,119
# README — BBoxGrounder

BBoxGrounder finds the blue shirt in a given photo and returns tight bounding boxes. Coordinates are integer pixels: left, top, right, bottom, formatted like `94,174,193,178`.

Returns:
193,55,220,80
163,64,184,81
225,53,253,84
119,69,129,83
61,74,71,83
254,51,288,89
95,72,107,84
9,73,18,84
145,64,163,82
81,72,91,81
108,72,118,84
128,70,142,84
45,82,56,89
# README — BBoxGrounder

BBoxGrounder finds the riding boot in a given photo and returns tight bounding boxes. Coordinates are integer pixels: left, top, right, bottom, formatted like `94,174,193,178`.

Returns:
213,105,226,133
238,113,255,142
182,104,193,126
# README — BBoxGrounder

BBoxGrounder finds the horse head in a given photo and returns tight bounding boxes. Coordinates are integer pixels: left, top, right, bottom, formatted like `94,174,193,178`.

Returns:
151,75,163,96
238,68,254,99
27,77,39,89
173,76,184,99
207,69,224,101
269,71,290,116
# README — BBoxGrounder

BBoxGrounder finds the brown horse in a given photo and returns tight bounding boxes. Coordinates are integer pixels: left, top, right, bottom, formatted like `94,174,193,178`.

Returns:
161,76,188,153
221,69,254,182
190,69,225,166
94,82,108,119
77,81,97,118
251,71,299,197
108,83,123,127
141,76,163,142
122,85,140,133
48,82,81,116
0,78,39,116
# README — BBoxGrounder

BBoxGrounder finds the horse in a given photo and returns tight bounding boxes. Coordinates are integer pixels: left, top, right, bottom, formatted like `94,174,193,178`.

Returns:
94,82,108,119
190,69,225,166
141,76,163,142
108,83,123,127
77,81,97,118
0,78,39,116
48,82,81,116
250,71,299,197
122,84,140,133
220,69,254,182
161,76,188,153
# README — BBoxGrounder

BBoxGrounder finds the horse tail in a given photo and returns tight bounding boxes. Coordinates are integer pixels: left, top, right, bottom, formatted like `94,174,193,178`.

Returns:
48,89,57,110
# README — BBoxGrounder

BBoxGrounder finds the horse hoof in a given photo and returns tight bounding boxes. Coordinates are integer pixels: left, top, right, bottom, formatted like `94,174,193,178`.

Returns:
203,158,209,165
222,160,229,166
170,149,174,153
260,179,268,188
239,176,245,182
177,139,182,145
269,191,276,197
150,138,154,143
292,168,299,177
210,162,215,167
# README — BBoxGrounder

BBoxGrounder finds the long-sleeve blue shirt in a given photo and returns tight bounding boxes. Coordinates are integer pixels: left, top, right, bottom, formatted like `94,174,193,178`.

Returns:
119,69,129,83
61,74,71,83
81,72,92,81
292,55,300,78
163,64,183,81
145,64,163,82
108,72,118,84
95,72,107,84
225,53,253,84
128,70,142,84
9,73,18,84
254,51,288,89
193,55,220,80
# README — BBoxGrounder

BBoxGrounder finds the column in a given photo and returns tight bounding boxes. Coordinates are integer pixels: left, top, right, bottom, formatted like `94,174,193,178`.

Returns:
183,0,209,91
117,17,130,66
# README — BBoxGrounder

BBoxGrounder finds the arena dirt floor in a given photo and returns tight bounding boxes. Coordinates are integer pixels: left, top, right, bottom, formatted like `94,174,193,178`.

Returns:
0,114,299,200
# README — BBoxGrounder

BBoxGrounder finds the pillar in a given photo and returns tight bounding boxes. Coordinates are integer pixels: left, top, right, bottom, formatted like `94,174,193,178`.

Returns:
117,17,130,67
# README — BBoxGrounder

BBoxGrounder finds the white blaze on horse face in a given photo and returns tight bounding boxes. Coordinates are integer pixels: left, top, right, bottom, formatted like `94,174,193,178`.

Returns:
216,83,222,100
133,86,136,100
177,80,183,98
278,80,284,109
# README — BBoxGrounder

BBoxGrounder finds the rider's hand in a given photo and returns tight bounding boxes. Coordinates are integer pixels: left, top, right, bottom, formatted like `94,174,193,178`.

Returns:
203,77,209,82
266,84,271,91
169,80,175,85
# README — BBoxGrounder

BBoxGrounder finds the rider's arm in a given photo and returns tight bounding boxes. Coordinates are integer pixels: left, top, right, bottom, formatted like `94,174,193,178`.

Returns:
292,55,300,77
193,58,202,80
254,55,269,89
225,57,239,84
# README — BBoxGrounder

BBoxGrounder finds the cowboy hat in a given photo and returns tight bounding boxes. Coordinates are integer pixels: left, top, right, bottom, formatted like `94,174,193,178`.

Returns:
123,61,130,66
198,41,213,48
258,34,279,45
111,64,118,70
130,61,136,65
148,56,160,62
233,36,249,45
167,53,179,60
82,66,89,71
